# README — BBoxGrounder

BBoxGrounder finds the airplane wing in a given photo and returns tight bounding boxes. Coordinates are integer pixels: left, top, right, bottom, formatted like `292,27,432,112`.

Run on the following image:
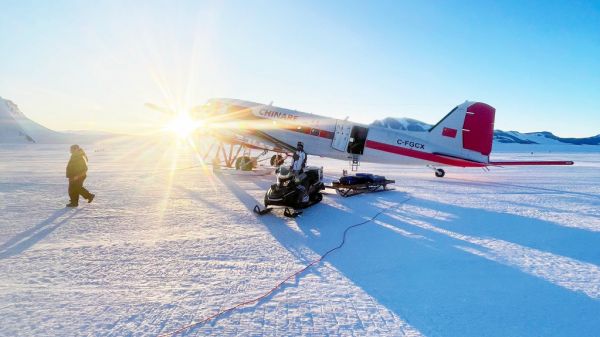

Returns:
212,129,294,154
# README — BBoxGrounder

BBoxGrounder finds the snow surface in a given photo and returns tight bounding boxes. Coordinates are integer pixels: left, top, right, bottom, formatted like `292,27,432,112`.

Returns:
1,141,600,337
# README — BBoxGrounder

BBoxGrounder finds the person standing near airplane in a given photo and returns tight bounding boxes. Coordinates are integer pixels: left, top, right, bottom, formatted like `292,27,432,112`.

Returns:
291,141,309,204
66,144,95,207
291,141,307,175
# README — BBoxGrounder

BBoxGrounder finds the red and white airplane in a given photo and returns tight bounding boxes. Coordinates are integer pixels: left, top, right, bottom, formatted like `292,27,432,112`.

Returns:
153,98,573,177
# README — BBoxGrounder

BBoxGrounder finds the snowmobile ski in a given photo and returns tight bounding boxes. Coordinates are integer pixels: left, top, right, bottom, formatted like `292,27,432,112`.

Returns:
253,205,273,215
284,208,302,218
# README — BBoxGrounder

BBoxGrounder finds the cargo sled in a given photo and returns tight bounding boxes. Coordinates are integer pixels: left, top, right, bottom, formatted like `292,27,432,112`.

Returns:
326,173,395,197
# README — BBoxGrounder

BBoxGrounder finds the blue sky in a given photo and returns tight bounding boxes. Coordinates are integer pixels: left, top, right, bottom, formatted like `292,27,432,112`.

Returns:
0,0,598,136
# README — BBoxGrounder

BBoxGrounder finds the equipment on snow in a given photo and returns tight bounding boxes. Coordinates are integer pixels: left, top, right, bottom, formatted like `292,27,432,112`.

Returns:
326,173,395,197
254,166,324,217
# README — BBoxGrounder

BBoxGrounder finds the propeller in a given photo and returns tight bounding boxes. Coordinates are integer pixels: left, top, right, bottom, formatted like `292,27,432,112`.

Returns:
144,103,177,116
144,102,216,120
145,102,217,138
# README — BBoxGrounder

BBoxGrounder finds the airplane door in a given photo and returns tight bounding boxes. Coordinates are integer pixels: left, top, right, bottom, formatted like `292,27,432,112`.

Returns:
332,120,353,152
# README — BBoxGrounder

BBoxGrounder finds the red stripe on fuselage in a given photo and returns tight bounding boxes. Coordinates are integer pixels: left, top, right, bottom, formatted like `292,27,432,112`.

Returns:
319,130,334,139
365,140,488,167
284,125,334,139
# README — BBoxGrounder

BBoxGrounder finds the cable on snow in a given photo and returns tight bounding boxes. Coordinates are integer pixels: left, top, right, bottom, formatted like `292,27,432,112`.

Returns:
159,197,412,337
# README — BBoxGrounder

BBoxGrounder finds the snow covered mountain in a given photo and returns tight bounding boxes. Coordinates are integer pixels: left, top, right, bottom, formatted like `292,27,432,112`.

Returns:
494,130,600,145
0,97,107,144
0,97,38,143
370,117,600,146
370,117,432,132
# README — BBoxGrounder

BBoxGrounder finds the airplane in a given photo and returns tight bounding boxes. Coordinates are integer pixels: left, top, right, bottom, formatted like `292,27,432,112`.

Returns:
147,98,574,177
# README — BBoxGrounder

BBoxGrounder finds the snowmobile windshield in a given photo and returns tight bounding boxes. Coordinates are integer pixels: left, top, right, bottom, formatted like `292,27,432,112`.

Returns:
277,167,294,186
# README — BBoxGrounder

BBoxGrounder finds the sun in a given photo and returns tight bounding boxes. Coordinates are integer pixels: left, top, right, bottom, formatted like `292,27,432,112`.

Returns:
163,112,205,139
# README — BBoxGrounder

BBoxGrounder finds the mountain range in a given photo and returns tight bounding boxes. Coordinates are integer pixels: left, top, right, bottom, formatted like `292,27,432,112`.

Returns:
0,97,109,144
371,117,600,146
1,96,598,146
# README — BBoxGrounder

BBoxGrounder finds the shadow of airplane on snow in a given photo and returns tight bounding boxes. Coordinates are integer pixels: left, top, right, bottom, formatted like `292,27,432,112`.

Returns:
217,174,600,337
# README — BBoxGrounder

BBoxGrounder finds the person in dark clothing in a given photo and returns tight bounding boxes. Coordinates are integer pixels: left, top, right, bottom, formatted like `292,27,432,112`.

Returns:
66,144,94,207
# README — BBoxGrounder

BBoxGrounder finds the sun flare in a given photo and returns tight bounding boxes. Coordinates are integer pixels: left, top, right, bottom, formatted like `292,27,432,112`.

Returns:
163,113,204,139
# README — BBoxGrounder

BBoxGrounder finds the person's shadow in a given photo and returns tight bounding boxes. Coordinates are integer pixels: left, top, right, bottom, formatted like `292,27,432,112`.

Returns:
0,208,81,259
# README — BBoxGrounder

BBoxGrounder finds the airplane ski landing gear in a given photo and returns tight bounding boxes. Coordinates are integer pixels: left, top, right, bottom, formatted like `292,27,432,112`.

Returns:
270,154,285,167
428,165,445,178
235,156,253,171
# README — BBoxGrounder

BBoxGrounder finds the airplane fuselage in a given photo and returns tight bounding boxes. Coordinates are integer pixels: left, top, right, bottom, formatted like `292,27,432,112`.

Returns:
207,98,490,168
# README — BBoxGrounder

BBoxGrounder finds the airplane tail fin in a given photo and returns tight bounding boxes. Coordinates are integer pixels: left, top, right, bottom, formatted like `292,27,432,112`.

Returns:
428,101,495,161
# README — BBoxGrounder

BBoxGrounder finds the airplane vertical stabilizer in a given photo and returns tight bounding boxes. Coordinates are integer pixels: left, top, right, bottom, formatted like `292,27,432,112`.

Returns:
428,101,495,162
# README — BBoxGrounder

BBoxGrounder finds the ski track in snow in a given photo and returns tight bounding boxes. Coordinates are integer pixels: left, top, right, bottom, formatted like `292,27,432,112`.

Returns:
1,142,599,337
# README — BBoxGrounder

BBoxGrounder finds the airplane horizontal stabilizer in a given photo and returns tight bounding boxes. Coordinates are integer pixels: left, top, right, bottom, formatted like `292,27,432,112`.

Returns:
489,160,574,166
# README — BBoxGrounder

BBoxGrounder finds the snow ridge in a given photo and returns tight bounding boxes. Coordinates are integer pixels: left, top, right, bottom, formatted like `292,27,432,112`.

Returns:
0,98,36,143
0,97,110,144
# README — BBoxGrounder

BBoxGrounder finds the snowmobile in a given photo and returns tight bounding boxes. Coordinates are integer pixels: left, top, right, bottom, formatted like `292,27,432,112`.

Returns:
254,166,325,217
